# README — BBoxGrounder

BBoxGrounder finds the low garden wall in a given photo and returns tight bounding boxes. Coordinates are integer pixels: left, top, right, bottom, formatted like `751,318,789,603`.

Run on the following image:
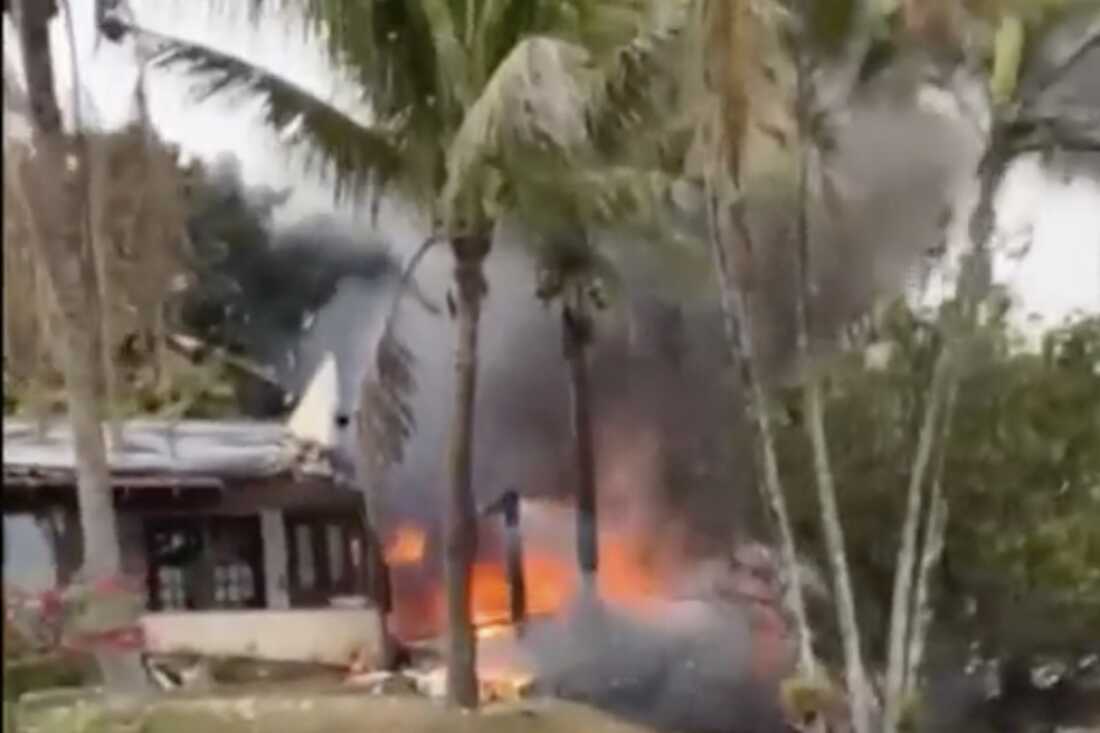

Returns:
141,608,385,667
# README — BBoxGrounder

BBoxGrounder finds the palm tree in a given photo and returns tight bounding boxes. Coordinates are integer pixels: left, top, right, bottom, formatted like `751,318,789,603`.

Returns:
533,230,618,590
5,0,151,691
689,2,889,729
883,3,1100,729
789,27,875,733
126,1,688,706
688,0,821,690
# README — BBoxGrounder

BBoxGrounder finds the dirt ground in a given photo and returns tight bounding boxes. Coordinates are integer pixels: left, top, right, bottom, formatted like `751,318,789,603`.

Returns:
14,690,666,733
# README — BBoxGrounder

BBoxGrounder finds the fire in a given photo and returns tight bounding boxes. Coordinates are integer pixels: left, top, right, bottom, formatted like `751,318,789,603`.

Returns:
464,530,661,627
383,502,672,641
385,525,427,566
469,553,573,626
597,532,661,603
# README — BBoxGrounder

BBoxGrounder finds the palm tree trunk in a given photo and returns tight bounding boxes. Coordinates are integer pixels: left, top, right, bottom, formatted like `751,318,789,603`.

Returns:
444,233,490,709
792,52,871,733
706,187,817,678
804,380,872,732
903,441,950,696
13,0,148,693
882,346,950,724
562,288,598,590
883,139,1007,731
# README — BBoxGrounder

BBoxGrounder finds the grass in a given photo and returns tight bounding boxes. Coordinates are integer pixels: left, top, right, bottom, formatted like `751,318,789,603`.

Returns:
13,691,664,733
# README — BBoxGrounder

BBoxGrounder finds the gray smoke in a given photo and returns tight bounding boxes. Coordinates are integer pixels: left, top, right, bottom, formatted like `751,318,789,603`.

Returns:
741,84,981,382
272,59,982,533
261,65,983,731
525,591,786,733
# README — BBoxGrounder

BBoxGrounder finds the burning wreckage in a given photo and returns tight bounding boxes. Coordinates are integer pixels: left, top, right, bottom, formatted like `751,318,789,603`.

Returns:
3,351,807,732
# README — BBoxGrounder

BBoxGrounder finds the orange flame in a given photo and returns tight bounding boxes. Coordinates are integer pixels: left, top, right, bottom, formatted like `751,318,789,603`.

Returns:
384,512,673,640
385,525,427,566
468,553,573,626
468,535,661,621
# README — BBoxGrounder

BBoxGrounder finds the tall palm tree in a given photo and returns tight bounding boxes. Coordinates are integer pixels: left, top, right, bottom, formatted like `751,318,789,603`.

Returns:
689,2,889,730
126,1,688,706
5,0,151,692
533,230,618,590
688,0,821,690
883,2,1100,729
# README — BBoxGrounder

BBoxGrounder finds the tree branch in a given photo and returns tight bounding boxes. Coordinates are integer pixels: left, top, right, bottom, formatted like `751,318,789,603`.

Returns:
1017,18,1100,104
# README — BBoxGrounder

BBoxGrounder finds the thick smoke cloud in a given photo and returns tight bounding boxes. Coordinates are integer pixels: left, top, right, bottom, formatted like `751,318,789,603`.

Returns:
742,84,980,383
525,593,787,733
181,155,402,415
178,62,987,730
188,67,983,623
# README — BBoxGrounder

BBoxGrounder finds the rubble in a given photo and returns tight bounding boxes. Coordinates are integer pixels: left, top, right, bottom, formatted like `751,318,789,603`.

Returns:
394,665,536,703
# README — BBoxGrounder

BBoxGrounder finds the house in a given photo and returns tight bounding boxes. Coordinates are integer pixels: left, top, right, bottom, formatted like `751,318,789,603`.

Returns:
2,418,369,612
2,356,388,665
0,354,396,660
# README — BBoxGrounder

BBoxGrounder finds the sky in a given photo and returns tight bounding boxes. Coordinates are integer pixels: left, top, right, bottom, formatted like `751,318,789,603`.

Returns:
4,1,1099,331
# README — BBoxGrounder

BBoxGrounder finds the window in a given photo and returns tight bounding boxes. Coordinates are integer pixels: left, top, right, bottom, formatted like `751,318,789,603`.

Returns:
157,566,186,610
214,562,255,608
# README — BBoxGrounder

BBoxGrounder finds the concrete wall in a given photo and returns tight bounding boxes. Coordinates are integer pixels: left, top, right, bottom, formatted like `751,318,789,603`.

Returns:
141,608,384,667
260,509,290,609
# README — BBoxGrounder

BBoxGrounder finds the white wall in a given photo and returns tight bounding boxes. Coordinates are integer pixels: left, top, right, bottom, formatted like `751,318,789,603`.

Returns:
142,607,385,667
260,509,291,609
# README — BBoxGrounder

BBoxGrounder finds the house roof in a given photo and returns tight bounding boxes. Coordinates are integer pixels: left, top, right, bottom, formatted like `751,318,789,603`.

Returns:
2,420,311,485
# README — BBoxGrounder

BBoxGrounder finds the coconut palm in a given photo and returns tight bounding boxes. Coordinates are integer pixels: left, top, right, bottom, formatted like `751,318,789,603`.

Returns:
117,0,691,705
686,2,905,730
685,0,825,699
881,2,1100,729
531,229,619,589
5,0,155,691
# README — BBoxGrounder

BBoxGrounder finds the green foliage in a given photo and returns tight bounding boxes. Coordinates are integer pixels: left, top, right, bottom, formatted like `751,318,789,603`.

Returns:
149,36,402,205
990,13,1025,106
806,0,860,53
138,1,685,239
776,302,1100,665
779,673,843,720
4,655,99,702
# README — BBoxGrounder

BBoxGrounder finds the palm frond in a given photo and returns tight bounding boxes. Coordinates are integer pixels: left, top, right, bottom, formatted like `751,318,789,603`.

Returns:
692,0,797,188
295,0,444,130
360,330,417,476
582,0,692,163
507,156,685,244
356,233,441,480
420,0,472,107
533,229,625,306
563,0,653,58
442,35,592,226
135,24,403,203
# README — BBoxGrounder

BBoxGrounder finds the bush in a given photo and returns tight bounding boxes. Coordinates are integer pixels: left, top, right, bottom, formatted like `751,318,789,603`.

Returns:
4,653,99,701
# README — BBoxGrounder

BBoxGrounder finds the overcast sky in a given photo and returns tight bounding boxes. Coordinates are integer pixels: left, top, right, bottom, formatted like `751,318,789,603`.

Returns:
6,2,1099,331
